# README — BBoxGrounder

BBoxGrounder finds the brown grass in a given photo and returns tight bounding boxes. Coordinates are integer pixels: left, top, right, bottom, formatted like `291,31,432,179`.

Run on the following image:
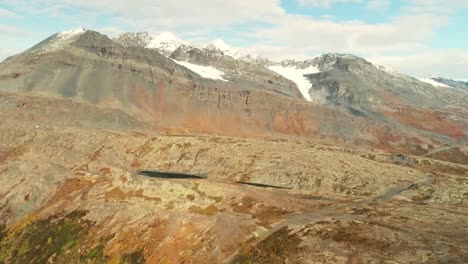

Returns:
253,205,291,228
188,205,219,216
231,196,256,214
104,187,161,203
235,227,303,264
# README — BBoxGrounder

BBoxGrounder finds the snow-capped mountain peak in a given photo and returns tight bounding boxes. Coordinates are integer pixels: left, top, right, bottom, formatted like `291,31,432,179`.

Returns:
206,38,240,58
38,27,87,52
207,39,232,51
146,32,190,54
58,28,86,40
114,31,192,56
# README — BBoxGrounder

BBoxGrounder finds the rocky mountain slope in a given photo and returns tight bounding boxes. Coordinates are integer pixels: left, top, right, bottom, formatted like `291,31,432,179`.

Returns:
285,54,468,142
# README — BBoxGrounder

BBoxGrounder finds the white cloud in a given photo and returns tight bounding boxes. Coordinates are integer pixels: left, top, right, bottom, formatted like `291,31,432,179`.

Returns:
366,0,390,12
247,11,446,57
0,7,17,17
1,0,284,32
0,39,28,62
404,0,468,14
0,48,15,62
368,50,468,80
0,24,42,62
296,0,468,13
0,25,30,37
297,0,363,8
0,0,466,79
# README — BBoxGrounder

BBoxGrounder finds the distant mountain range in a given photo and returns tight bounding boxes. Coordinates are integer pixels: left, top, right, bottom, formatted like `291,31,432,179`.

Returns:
114,31,468,94
0,28,467,156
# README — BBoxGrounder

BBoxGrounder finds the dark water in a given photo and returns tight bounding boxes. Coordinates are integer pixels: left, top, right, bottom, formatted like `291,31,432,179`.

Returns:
137,170,207,179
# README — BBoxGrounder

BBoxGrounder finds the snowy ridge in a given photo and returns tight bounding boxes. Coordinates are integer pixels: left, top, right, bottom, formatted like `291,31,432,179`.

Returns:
268,65,320,101
419,77,452,88
116,30,269,64
58,28,86,40
42,28,86,52
173,59,227,81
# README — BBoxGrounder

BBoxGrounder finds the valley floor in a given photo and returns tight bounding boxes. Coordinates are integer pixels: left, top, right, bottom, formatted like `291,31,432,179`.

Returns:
0,94,467,263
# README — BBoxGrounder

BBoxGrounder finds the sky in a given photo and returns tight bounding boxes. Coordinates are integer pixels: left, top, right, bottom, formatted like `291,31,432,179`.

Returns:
0,0,467,79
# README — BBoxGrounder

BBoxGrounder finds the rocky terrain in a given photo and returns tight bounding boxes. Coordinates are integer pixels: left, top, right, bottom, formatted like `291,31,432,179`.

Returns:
0,94,467,263
0,28,467,263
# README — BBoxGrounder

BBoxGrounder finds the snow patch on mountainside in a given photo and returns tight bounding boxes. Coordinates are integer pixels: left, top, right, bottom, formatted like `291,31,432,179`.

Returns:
268,65,320,101
419,78,451,88
173,60,227,81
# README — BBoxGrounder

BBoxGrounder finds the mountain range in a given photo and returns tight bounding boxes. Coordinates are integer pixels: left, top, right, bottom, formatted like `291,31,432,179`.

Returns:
1,28,466,156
